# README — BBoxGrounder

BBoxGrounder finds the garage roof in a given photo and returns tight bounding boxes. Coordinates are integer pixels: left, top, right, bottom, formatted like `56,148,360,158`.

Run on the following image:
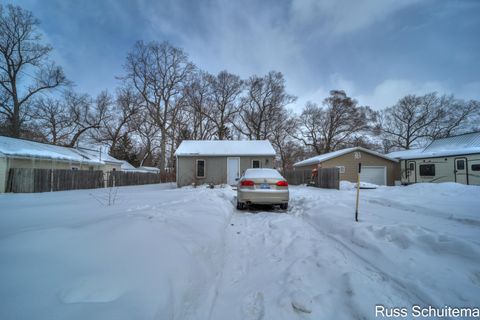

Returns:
293,147,397,167
175,140,276,156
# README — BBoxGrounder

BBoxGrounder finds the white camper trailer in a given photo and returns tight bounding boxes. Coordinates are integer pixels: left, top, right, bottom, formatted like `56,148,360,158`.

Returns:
388,132,480,186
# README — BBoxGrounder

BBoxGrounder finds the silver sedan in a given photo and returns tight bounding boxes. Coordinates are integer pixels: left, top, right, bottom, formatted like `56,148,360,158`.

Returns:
236,168,289,210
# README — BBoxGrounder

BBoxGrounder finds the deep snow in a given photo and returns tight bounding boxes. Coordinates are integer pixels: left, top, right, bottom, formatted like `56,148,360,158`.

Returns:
0,182,479,319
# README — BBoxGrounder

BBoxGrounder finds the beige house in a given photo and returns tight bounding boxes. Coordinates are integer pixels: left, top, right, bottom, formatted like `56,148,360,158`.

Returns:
0,136,122,193
294,147,399,186
175,140,276,187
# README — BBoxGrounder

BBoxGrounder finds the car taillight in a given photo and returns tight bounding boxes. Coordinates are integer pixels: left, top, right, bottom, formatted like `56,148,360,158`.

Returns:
276,180,288,187
240,180,255,187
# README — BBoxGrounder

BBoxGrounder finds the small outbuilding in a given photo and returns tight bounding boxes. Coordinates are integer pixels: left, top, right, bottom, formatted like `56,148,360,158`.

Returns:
175,140,276,187
387,131,480,185
293,147,399,186
0,135,122,193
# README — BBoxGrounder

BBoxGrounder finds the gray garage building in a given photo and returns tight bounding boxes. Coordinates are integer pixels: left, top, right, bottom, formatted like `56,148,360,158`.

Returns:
293,147,400,186
175,140,276,187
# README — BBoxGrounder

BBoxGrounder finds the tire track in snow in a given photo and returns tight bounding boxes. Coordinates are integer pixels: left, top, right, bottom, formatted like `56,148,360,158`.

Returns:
206,210,235,320
208,210,287,319
208,189,439,319
297,206,439,310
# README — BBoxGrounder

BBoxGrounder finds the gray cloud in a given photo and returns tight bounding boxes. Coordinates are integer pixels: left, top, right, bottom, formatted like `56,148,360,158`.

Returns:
8,0,480,111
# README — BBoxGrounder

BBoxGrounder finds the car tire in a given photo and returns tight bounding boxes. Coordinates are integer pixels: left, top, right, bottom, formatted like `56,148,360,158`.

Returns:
237,201,245,210
280,203,288,210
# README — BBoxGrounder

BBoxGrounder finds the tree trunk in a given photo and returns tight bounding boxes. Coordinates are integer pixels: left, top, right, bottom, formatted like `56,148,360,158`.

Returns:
159,128,167,175
11,81,21,137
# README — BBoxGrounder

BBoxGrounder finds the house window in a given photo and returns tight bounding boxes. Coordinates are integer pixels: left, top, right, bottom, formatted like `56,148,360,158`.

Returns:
409,162,414,171
456,160,465,170
419,164,435,176
472,164,480,171
336,166,345,174
196,159,206,178
252,160,261,168
71,167,79,171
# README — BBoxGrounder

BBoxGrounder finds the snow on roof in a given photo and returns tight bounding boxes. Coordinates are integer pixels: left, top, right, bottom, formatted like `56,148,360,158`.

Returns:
293,147,397,167
175,140,276,156
120,160,137,171
76,147,123,164
119,161,155,173
386,148,425,159
0,135,100,164
387,132,480,160
138,166,160,173
425,131,480,152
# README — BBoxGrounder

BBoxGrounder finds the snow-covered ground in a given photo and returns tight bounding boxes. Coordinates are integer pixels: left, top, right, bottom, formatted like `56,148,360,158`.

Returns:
0,182,479,319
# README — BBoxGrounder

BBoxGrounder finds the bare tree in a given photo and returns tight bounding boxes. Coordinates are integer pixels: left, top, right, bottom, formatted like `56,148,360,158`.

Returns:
380,93,440,149
181,72,216,140
236,71,296,140
91,86,142,154
460,100,480,133
296,90,374,153
380,94,438,149
205,70,243,140
131,109,160,167
123,40,195,173
380,93,480,150
270,113,299,172
31,96,71,144
295,102,325,154
65,91,110,147
430,96,480,139
0,4,68,137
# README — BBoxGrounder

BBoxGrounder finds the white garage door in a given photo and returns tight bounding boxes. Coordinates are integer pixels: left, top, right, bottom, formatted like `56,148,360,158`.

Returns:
360,166,386,185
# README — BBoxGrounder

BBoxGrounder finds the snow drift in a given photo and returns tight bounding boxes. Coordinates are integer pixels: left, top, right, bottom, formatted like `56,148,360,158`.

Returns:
0,182,479,319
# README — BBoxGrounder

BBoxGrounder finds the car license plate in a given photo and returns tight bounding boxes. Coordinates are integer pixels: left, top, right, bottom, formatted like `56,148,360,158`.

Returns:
260,183,270,189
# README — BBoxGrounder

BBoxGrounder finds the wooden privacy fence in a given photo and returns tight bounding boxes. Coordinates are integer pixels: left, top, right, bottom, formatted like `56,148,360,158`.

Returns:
282,169,312,185
6,168,104,193
283,167,340,190
6,168,176,193
316,167,340,189
107,171,161,187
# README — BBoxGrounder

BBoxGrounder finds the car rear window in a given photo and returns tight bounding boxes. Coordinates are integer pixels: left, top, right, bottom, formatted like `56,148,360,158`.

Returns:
244,169,283,179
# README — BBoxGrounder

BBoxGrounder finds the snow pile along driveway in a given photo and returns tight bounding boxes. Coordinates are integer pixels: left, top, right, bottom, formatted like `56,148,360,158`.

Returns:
0,182,479,319
0,184,233,319
290,183,480,318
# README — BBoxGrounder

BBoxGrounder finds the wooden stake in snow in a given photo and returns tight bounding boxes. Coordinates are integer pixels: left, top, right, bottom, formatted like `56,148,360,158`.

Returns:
355,163,361,222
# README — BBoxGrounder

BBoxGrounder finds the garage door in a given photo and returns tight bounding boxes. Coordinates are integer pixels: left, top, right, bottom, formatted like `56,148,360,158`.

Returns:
360,166,386,185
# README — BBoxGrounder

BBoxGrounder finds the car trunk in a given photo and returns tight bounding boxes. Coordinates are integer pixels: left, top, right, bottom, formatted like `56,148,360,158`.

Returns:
241,178,286,190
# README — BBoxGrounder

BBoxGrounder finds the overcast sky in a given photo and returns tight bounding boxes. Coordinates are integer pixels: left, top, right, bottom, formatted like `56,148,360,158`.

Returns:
7,0,480,111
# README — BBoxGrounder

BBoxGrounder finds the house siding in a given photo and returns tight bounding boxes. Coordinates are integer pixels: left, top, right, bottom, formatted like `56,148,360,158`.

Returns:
295,150,400,186
103,163,122,172
0,156,6,193
0,157,107,193
7,158,102,170
176,155,275,187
